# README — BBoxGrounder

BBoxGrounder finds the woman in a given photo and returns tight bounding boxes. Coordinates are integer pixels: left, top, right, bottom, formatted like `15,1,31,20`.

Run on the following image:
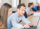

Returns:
0,3,12,29
25,3,35,16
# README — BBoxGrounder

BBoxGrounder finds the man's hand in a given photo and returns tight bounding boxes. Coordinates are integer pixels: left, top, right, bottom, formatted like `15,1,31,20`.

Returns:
22,24,30,28
28,23,34,26
22,23,34,28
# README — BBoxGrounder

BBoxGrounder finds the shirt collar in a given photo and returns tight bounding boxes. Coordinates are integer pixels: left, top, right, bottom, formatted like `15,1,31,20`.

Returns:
15,12,22,18
15,12,20,18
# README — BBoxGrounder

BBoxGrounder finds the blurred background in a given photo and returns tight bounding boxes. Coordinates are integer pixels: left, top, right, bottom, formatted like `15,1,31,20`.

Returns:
0,0,40,29
0,0,40,11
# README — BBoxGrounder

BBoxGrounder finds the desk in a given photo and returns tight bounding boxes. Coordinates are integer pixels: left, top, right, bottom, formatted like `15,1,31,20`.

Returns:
11,15,40,29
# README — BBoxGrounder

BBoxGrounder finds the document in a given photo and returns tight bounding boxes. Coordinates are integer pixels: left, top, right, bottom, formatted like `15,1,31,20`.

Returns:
33,12,40,17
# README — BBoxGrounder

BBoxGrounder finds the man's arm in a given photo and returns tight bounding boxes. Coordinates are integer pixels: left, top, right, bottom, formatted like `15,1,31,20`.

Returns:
11,17,23,28
22,16,31,24
22,16,34,27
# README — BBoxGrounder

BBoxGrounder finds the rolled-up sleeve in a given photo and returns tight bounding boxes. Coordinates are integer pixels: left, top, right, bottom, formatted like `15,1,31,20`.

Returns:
11,16,23,28
22,16,31,25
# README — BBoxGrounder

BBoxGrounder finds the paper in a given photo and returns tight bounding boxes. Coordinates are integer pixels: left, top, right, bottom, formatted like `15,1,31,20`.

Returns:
33,12,40,17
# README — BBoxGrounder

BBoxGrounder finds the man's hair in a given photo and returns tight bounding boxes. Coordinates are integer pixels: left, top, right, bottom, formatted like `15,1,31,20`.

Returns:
17,4,26,9
28,3,33,7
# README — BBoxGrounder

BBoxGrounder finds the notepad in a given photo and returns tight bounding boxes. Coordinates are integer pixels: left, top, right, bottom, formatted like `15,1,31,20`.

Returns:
33,12,40,17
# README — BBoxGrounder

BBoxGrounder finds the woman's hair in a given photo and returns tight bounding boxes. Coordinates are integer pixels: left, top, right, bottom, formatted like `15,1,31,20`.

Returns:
28,2,33,7
1,3,12,29
0,9,1,20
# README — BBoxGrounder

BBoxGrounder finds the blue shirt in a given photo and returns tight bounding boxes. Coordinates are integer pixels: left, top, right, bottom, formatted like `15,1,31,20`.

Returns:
32,6,40,11
7,12,30,29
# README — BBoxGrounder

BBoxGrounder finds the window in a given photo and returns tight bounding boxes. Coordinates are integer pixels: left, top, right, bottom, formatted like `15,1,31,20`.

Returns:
37,0,40,3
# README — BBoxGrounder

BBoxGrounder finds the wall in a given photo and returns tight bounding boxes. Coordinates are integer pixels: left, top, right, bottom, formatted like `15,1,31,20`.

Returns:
37,0,40,3
0,0,2,8
12,0,19,11
21,0,37,8
1,0,19,11
1,0,12,5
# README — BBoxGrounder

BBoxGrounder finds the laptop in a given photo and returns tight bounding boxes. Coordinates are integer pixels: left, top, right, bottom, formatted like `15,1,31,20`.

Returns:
23,17,40,29
23,26,37,29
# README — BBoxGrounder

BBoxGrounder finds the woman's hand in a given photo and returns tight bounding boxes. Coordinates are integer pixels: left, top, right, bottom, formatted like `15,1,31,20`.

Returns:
0,21,4,29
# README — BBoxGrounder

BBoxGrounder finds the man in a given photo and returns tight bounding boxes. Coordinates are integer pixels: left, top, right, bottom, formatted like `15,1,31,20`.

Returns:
7,4,34,29
32,3,40,12
25,3,35,16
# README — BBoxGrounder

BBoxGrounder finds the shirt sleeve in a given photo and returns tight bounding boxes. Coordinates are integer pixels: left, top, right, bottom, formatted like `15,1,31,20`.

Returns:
11,16,23,28
22,16,31,25
25,8,30,14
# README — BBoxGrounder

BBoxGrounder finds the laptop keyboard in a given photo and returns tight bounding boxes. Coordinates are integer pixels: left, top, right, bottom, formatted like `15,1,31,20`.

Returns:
23,26,37,29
